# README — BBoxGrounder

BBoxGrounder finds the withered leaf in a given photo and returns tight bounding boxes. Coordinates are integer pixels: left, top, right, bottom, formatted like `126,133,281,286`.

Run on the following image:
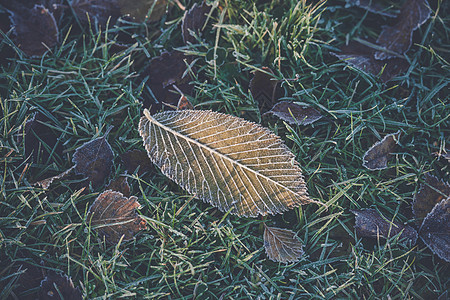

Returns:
266,101,322,125
141,51,193,114
72,0,168,27
8,4,59,57
419,197,450,262
87,190,146,243
117,0,169,23
39,272,82,300
177,94,194,110
139,109,318,218
12,261,46,300
263,225,304,263
362,131,400,170
250,67,282,112
331,41,409,82
106,176,131,197
23,112,63,163
71,0,121,27
72,135,114,188
182,1,210,44
412,174,450,223
35,166,75,189
351,209,418,244
346,0,397,17
120,149,154,175
374,0,431,60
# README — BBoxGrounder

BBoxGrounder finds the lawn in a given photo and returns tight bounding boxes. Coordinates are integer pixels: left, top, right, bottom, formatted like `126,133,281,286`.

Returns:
0,0,449,299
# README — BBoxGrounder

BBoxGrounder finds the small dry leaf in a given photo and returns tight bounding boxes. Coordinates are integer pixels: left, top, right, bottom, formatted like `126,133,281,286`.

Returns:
120,149,154,175
7,4,59,57
263,225,304,263
139,109,317,217
351,209,418,244
87,190,146,243
141,51,193,114
12,261,46,299
249,67,282,112
72,135,114,188
39,272,82,300
182,1,210,44
106,176,131,197
177,95,194,110
419,197,450,262
35,166,75,189
362,131,400,170
266,101,322,125
331,41,409,82
346,0,397,17
374,0,431,60
23,112,63,163
412,174,450,224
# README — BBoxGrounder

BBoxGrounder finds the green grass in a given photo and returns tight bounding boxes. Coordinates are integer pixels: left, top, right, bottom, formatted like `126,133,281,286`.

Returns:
1,0,449,298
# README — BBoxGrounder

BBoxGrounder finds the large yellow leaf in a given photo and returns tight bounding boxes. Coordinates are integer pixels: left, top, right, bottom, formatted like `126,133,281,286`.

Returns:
139,109,317,217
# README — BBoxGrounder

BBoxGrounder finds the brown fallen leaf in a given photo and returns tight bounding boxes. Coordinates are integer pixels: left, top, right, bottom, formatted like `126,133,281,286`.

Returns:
4,3,59,57
139,109,318,217
362,131,400,170
412,174,450,224
263,225,304,263
351,209,418,244
331,41,409,83
374,0,432,60
71,0,168,27
39,272,82,300
35,166,75,189
87,190,146,243
23,112,63,163
346,0,397,17
72,135,114,188
419,197,450,262
141,51,193,114
106,176,131,197
182,1,210,44
177,94,194,110
266,101,323,125
120,149,154,175
11,261,46,300
249,67,282,112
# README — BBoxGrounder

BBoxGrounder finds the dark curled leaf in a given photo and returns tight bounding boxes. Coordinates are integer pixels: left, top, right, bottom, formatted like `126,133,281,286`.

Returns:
266,101,322,125
120,149,154,175
72,136,114,188
351,209,418,244
141,51,193,114
419,197,450,262
23,112,63,163
71,0,121,27
182,1,210,44
250,67,282,112
413,174,450,224
12,261,46,299
9,4,59,57
331,41,409,83
362,131,400,170
264,225,304,263
374,0,432,60
39,272,82,300
106,176,131,197
346,0,398,17
87,190,146,243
